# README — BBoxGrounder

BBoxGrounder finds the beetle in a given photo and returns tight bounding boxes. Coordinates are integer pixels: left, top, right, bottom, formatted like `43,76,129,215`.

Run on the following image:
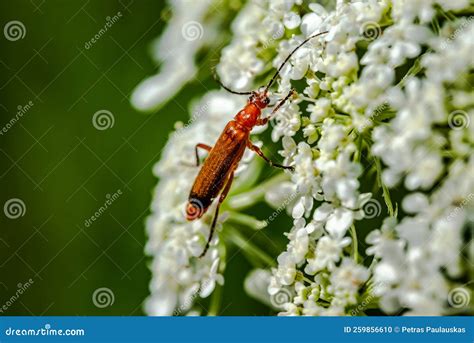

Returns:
185,31,328,257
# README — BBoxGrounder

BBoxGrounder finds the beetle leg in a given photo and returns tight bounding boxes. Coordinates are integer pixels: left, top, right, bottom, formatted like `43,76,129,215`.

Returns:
180,143,212,167
256,89,295,126
199,171,234,258
194,143,212,166
247,142,294,171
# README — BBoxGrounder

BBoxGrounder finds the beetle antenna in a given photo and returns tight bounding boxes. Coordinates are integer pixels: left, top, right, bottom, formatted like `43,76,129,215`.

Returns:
213,72,253,95
264,30,329,93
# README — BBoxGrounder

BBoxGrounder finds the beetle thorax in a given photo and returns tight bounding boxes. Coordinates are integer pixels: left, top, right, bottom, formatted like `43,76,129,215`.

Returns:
234,91,269,129
234,104,260,129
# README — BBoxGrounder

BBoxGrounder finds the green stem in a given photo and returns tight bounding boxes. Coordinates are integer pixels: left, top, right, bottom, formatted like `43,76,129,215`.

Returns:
207,284,222,316
350,225,359,263
431,16,441,34
227,173,290,210
397,54,426,88
225,226,276,267
436,8,453,22
226,211,267,230
354,134,363,163
374,157,395,217
372,111,397,123
229,158,263,194
300,95,317,103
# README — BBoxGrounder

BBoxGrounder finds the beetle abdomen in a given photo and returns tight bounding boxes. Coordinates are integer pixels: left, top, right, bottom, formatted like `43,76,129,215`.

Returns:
186,121,248,221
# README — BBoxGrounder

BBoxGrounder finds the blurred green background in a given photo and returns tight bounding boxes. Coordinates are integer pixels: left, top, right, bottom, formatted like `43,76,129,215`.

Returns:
0,0,192,316
0,0,286,316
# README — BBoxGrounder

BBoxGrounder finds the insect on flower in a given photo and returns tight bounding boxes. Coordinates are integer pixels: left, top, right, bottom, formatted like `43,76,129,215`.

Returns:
186,31,328,257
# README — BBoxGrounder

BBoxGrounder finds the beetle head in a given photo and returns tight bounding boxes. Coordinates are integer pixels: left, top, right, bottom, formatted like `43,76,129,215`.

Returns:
248,87,270,109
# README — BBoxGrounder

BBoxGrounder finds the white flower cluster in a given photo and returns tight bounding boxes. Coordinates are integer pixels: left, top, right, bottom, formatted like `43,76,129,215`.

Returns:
131,0,216,111
135,0,473,316
144,91,246,315
264,0,472,316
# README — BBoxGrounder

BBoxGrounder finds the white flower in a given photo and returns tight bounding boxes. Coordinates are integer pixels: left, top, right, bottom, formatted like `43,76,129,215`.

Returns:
301,11,325,37
308,97,332,123
305,236,351,274
274,252,297,286
313,203,359,239
244,269,273,307
131,0,217,110
138,0,473,317
405,148,444,190
291,141,322,199
402,192,429,214
218,39,264,90
365,217,399,258
283,12,301,30
325,207,354,239
329,258,370,306
287,226,309,263
143,91,245,315
294,281,321,305
271,101,302,141
316,118,346,153
392,0,469,24
423,20,474,83
362,23,432,68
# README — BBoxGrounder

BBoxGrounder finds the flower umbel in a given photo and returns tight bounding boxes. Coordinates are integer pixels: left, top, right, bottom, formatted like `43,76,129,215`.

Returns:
134,0,474,316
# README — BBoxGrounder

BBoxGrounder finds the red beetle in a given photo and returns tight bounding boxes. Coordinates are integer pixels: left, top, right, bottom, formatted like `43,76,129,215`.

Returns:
185,31,328,257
